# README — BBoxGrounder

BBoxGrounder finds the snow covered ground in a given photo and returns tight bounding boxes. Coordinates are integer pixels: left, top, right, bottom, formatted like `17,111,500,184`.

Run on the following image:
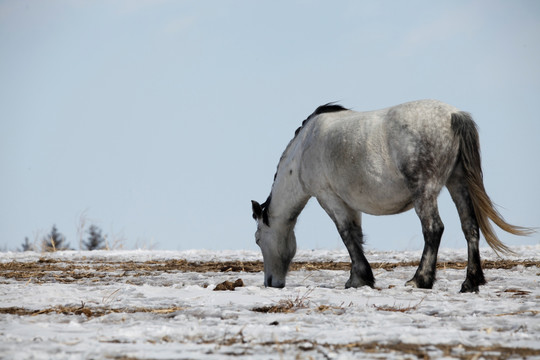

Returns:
1,246,539,359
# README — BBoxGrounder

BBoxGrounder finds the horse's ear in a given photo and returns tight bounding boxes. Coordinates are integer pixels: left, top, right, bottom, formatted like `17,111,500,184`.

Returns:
251,200,262,220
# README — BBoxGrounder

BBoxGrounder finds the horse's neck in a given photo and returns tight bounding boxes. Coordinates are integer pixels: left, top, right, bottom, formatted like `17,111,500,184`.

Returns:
269,154,310,227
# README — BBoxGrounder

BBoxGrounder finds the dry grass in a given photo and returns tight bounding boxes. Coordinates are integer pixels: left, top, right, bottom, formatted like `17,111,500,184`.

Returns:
373,298,425,313
207,332,540,360
104,230,126,251
493,310,540,317
252,288,314,313
0,304,184,318
1,258,537,284
107,335,540,360
76,210,89,251
330,341,540,360
497,288,531,297
315,304,348,315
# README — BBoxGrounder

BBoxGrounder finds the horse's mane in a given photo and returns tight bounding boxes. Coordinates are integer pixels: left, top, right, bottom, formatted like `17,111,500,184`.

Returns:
294,103,349,136
260,103,348,225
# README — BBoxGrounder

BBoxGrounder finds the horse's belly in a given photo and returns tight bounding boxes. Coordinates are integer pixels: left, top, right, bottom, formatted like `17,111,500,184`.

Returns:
326,146,414,215
344,177,414,216
355,193,414,216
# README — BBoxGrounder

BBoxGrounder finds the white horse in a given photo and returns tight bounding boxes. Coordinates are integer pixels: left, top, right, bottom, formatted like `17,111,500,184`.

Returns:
252,100,532,292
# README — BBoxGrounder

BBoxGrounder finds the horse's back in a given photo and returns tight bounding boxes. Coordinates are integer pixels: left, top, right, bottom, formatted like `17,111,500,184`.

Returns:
385,99,459,138
299,100,461,215
309,99,458,139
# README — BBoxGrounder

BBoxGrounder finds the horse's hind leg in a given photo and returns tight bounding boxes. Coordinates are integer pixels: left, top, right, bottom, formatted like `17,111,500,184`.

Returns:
316,195,374,288
407,189,445,289
447,165,486,293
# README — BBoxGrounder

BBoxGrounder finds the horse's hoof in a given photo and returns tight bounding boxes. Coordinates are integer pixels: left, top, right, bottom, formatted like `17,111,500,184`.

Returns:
405,277,433,289
345,277,374,289
459,273,486,293
459,274,486,293
460,281,480,293
405,279,418,288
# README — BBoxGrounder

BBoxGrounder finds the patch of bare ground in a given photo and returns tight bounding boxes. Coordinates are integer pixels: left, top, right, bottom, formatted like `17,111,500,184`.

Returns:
1,258,537,283
0,304,184,318
330,341,540,360
107,337,540,360
213,278,244,291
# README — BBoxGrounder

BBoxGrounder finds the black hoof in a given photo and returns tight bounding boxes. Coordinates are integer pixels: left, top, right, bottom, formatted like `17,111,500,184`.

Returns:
405,276,434,289
345,277,375,289
460,277,486,293
460,283,479,293
459,273,486,293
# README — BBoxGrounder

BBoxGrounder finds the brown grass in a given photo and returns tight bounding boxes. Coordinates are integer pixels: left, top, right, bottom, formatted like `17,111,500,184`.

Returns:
497,288,531,297
252,288,314,313
109,334,540,360
374,298,425,313
0,304,184,318
206,334,540,360
1,258,537,284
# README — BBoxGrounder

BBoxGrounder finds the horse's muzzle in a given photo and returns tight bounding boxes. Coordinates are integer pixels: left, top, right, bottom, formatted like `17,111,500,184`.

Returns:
265,275,285,288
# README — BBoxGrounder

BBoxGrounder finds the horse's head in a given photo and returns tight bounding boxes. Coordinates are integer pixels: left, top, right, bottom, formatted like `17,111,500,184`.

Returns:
251,200,296,288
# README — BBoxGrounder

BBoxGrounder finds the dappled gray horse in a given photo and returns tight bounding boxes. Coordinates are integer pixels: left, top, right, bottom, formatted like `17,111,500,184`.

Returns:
252,100,532,292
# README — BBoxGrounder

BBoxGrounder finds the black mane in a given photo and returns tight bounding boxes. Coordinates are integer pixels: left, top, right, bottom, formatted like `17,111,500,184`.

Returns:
262,103,348,226
313,102,349,115
295,102,348,136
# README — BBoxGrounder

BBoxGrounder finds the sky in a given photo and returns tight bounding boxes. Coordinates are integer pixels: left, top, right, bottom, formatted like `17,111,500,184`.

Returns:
1,0,539,252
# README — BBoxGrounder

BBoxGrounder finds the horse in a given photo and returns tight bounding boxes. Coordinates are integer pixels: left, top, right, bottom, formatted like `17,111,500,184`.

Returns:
251,99,533,293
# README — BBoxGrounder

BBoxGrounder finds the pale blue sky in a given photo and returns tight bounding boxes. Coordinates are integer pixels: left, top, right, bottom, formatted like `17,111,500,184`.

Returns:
1,0,539,252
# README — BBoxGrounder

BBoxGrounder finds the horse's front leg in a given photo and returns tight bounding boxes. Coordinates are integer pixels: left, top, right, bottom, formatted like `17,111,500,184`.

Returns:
407,196,444,289
317,196,374,288
339,223,375,288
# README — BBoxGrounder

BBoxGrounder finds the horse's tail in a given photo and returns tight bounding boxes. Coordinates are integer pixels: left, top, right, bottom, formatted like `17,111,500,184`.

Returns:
451,112,534,256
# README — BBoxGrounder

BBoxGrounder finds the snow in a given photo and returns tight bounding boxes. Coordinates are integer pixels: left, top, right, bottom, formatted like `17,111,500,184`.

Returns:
1,246,539,359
